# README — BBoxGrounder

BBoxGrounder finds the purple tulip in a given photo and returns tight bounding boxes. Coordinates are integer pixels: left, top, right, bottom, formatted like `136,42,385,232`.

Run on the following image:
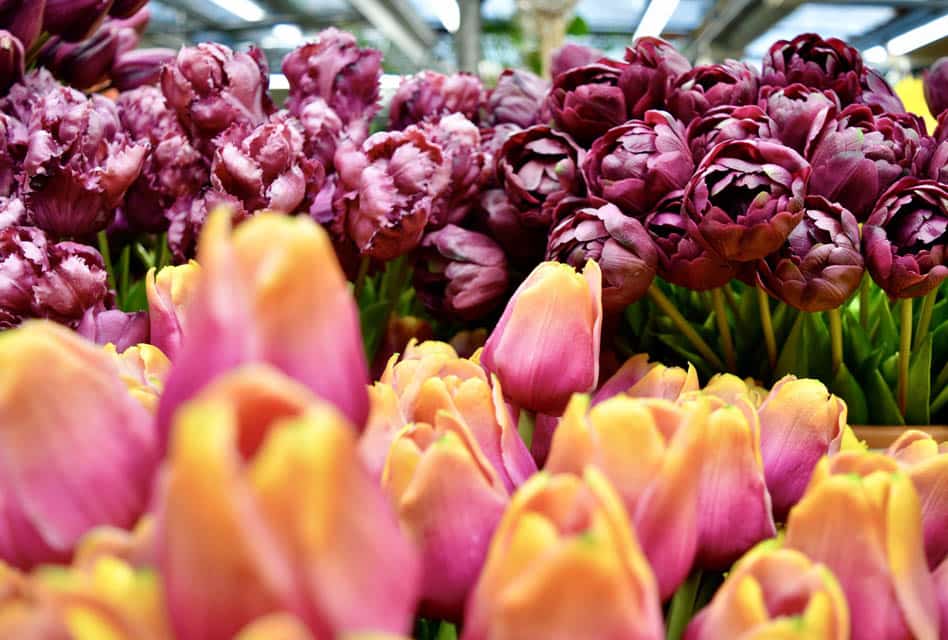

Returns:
547,59,629,145
550,42,605,78
22,87,147,237
762,33,865,106
918,112,948,184
687,104,777,164
161,43,273,141
0,195,24,228
282,28,382,136
487,68,549,128
109,0,146,18
111,48,176,91
117,83,182,141
478,187,547,266
667,60,759,124
760,84,838,156
757,195,864,312
863,177,948,299
547,196,658,311
683,139,810,262
583,110,693,219
0,0,44,51
496,125,585,228
39,27,119,91
478,122,520,188
77,304,149,351
924,57,948,118
618,37,692,119
860,68,905,115
166,190,246,263
389,70,483,130
0,30,22,92
414,224,508,321
295,96,343,171
0,111,26,197
335,127,450,260
422,113,485,227
0,68,58,123
42,0,112,42
645,190,737,290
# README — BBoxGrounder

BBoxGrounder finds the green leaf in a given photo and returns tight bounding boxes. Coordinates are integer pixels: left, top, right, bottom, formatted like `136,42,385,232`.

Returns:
829,362,868,425
842,308,873,367
656,334,714,378
931,383,948,419
565,14,590,35
775,313,807,379
123,278,148,313
805,312,832,384
905,334,932,425
881,353,898,388
870,295,898,350
865,368,905,426
932,318,948,367
359,300,389,361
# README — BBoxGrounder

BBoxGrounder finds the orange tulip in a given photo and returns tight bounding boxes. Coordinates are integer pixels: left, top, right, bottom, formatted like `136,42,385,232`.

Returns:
145,260,200,362
105,343,171,413
593,353,699,404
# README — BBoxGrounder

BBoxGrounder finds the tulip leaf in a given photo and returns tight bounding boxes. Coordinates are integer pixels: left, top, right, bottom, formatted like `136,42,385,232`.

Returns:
122,278,148,313
842,308,873,368
656,334,714,379
865,368,905,426
359,300,390,361
881,353,898,388
931,383,948,419
805,312,832,384
775,313,807,379
905,334,932,425
932,318,948,368
870,295,898,351
830,362,869,425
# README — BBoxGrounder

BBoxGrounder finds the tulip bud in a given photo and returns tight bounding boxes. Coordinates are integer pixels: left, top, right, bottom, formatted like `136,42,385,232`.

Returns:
0,321,158,569
619,37,692,119
667,60,759,124
76,305,150,352
111,48,176,91
685,540,849,640
594,353,699,404
547,60,629,145
550,42,604,78
105,342,170,413
145,261,200,362
762,33,865,106
925,57,948,118
786,452,940,640
487,68,549,128
39,26,119,90
42,0,112,42
0,30,23,92
482,260,602,415
462,469,665,640
388,71,483,130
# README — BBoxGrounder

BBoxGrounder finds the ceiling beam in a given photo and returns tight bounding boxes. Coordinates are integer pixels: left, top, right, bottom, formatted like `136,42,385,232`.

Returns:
344,0,436,65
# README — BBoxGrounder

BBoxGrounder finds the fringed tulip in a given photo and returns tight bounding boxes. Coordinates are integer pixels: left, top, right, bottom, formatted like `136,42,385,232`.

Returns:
487,69,549,129
481,260,602,415
762,33,865,106
593,353,699,404
785,451,940,640
925,57,948,117
145,261,200,362
686,104,777,162
0,321,159,569
388,71,483,130
105,342,171,413
685,540,849,640
619,37,691,119
667,61,759,124
157,212,369,445
154,366,420,640
0,67,58,123
759,84,838,156
462,468,665,640
547,60,629,145
421,113,485,227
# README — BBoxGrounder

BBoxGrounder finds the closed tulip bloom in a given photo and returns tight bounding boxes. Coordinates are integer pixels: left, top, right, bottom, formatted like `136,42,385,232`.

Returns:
757,195,865,312
593,353,699,404
550,42,604,78
0,30,22,93
105,342,171,413
618,37,692,119
862,177,948,299
0,0,44,51
111,48,177,91
762,33,865,106
487,69,549,129
685,540,850,640
785,452,940,640
157,212,369,446
388,71,483,130
478,187,548,266
481,260,602,415
0,321,159,569
924,57,948,117
42,0,111,42
686,105,777,162
39,24,121,91
146,261,200,362
918,112,948,184
887,430,948,569
584,111,693,219
547,59,629,145
76,305,149,352
756,376,851,520
462,468,665,640
667,60,760,124
759,84,838,156
155,366,420,640
859,68,906,115
421,113,485,227
683,139,810,262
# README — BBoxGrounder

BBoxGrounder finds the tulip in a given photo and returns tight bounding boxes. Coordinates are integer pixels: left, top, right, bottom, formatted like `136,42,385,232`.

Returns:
105,342,171,413
759,84,838,156
0,67,58,124
919,112,948,184
924,57,948,117
0,321,158,569
667,60,759,124
39,25,120,90
42,0,112,42
886,430,948,569
0,111,25,198
236,615,315,640
785,451,940,640
546,197,658,310
481,260,602,415
146,261,200,362
414,224,508,321
0,30,22,92
155,366,420,640
547,59,629,145
111,48,176,91
487,68,549,128
479,122,521,188
335,127,450,260
618,37,692,119
862,177,948,299
157,211,370,445
295,96,343,171
421,113,485,227
550,42,604,78
77,305,149,352
702,372,768,407
755,376,850,520
0,195,24,228
388,71,483,130
937,559,948,639
761,33,865,106
0,0,44,51
859,67,905,115
686,104,777,162
757,195,865,312
593,353,699,404
496,125,585,228
683,139,810,262
462,468,665,640
478,187,548,266
370,314,434,378
583,110,693,219
645,191,738,290
684,540,850,640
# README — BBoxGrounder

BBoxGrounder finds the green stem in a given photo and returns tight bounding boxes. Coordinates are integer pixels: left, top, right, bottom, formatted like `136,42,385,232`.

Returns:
156,233,170,269
353,255,371,301
936,360,948,393
96,231,116,292
757,286,778,373
711,288,737,372
931,382,948,417
722,284,742,326
914,288,938,351
666,570,703,640
647,284,725,371
518,409,536,450
899,298,913,417
859,275,870,331
828,308,843,376
118,246,130,309
25,32,50,69
134,243,154,270
435,622,458,640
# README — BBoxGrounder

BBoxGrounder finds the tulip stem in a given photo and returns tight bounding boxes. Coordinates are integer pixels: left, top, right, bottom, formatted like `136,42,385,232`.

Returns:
859,275,870,330
756,287,778,373
156,234,170,269
666,570,702,640
914,288,938,351
353,255,371,301
711,288,737,372
722,284,742,326
936,360,948,395
96,231,117,293
435,622,458,640
828,308,843,376
518,409,536,450
647,285,725,371
899,298,912,417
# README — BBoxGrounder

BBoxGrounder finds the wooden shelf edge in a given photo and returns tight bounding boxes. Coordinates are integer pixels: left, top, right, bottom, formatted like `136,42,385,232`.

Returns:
852,425,948,449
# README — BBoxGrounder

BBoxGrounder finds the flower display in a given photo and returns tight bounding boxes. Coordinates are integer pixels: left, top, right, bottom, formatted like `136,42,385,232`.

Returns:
667,60,760,124
487,68,549,129
618,37,692,119
686,104,777,161
547,59,629,145
389,71,483,130
923,57,948,117
758,83,837,156
761,33,865,105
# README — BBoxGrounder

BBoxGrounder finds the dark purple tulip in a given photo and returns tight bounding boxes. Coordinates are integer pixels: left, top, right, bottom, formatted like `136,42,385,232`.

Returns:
414,224,509,321
667,60,759,124
166,190,247,263
757,195,864,312
0,30,22,92
808,105,923,220
687,104,777,161
388,70,483,130
478,187,547,265
924,57,948,118
118,84,183,142
282,28,382,135
918,112,948,184
487,68,549,129
108,0,146,18
863,177,948,299
1,68,59,123
550,42,605,79
77,305,149,351
0,196,24,228
42,0,112,42
39,27,119,90
547,196,658,310
478,122,520,188
645,190,737,290
683,139,810,262
0,111,26,197
295,96,343,171
496,125,585,227
0,0,44,51
759,84,838,157
761,33,864,106
584,110,693,219
619,36,692,119
422,113,485,227
859,68,905,115
111,48,176,91
547,59,629,145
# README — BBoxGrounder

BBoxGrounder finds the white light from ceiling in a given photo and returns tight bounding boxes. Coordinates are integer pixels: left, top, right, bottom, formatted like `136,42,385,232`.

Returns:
272,23,304,45
863,45,888,65
633,0,681,41
207,0,266,22
269,73,290,90
435,0,460,33
887,13,948,57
